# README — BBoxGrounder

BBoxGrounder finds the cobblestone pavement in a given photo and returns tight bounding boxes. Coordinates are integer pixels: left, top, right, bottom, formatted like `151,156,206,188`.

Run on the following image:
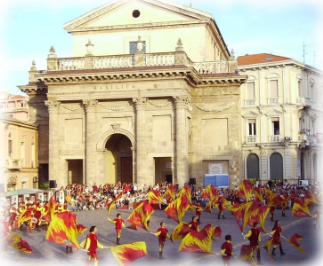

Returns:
3,206,322,266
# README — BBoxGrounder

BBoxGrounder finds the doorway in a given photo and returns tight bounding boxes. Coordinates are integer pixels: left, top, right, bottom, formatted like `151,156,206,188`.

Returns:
67,160,83,184
154,157,172,184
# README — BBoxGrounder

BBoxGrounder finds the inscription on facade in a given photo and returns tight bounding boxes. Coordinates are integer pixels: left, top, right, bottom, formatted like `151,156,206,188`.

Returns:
93,84,135,91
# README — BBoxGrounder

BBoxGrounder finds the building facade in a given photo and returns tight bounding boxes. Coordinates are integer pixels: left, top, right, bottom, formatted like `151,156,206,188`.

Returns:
0,92,29,121
0,114,39,192
238,53,323,185
19,0,246,188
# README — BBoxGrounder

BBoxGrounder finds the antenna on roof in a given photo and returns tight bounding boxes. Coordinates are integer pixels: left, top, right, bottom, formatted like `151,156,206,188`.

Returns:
189,0,192,7
302,42,309,64
313,51,316,67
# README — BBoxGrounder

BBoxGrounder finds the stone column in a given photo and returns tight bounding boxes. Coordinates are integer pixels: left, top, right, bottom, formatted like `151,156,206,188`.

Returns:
83,99,97,186
45,100,60,185
174,95,189,187
133,97,147,189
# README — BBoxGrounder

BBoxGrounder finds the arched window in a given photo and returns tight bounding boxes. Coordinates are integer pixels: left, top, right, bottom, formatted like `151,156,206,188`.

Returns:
270,153,283,180
247,153,259,179
300,152,305,179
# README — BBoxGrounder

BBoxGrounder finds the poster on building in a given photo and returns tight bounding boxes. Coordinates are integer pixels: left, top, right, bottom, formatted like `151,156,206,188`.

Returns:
209,164,223,174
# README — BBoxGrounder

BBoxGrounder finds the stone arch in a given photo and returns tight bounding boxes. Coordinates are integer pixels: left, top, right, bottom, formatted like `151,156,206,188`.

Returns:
96,128,135,151
269,152,284,180
246,153,260,179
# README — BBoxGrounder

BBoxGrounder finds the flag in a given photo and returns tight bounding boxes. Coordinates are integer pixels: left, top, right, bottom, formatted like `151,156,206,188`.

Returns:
106,193,122,215
6,233,33,254
200,184,218,201
211,225,222,241
76,224,87,236
178,185,192,203
243,200,269,232
46,211,82,249
292,198,312,217
17,209,32,228
127,201,155,231
163,185,176,201
303,191,318,206
110,242,148,266
147,190,165,204
177,195,191,223
126,224,138,230
204,199,215,213
286,234,307,254
238,244,256,265
170,222,191,243
164,199,179,223
237,180,253,202
254,187,264,202
179,224,214,254
227,203,245,232
316,191,323,203
263,238,276,262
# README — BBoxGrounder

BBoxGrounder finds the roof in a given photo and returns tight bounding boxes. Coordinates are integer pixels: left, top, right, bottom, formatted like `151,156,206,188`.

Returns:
237,53,292,66
0,114,37,128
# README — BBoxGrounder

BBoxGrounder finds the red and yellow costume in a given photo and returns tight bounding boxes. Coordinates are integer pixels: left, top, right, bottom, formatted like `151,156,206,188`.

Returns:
109,217,125,244
221,240,233,266
188,220,200,231
154,226,170,259
195,203,203,221
244,226,261,263
217,197,226,219
80,233,103,266
9,204,18,230
270,223,285,255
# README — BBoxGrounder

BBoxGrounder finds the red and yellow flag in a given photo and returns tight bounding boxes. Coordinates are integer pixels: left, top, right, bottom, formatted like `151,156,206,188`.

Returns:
177,194,191,223
227,203,245,232
46,211,82,249
254,187,264,202
286,234,307,254
178,185,192,203
127,201,155,231
243,200,269,232
76,224,87,236
238,244,256,265
304,191,318,206
211,225,222,241
110,242,148,266
292,198,312,217
200,184,218,201
204,199,215,213
263,238,276,262
163,185,176,201
237,180,253,202
170,222,191,243
6,233,33,254
147,190,165,204
179,224,214,254
106,193,122,215
164,199,179,223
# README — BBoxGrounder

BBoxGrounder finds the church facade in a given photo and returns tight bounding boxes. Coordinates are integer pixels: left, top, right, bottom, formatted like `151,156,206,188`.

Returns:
19,0,246,188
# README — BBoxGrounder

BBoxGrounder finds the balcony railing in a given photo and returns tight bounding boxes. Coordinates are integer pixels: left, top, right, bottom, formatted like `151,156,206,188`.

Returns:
270,135,281,142
246,135,257,143
192,61,229,74
296,97,305,104
244,99,256,107
298,135,308,142
268,98,279,105
7,158,20,169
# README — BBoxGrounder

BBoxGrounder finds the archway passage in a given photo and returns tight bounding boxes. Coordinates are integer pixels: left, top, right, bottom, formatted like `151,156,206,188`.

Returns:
105,134,133,184
270,153,283,180
246,153,259,179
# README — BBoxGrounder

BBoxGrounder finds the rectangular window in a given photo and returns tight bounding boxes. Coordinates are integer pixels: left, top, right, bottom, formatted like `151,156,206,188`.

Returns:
272,118,280,135
298,80,302,97
8,139,12,157
21,142,25,167
129,41,146,54
311,84,315,99
247,82,255,99
270,80,278,98
248,119,256,135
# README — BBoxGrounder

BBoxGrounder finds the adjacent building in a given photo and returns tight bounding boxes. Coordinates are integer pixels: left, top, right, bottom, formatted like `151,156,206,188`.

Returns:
0,92,29,121
19,0,246,189
0,113,38,192
238,53,323,185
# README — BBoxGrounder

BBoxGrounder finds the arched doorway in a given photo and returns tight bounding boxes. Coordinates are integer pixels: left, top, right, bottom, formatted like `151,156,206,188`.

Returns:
300,152,305,179
105,134,133,184
270,153,283,180
246,153,259,179
313,154,317,182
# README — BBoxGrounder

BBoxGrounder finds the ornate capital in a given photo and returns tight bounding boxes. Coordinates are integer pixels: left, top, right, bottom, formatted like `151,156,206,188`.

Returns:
132,96,147,105
82,99,98,110
45,100,61,113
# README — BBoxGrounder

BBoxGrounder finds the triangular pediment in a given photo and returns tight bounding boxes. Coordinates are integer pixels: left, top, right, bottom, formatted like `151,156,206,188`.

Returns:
64,0,213,32
242,111,259,119
265,109,283,117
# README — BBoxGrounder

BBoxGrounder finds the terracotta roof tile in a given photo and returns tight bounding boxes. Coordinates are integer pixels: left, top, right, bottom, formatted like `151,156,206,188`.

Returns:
237,53,291,66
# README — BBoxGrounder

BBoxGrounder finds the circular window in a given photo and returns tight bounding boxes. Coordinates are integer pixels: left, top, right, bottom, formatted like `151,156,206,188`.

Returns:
132,10,140,18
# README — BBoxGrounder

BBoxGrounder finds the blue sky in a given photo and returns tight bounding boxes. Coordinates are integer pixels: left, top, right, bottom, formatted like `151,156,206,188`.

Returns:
0,0,322,95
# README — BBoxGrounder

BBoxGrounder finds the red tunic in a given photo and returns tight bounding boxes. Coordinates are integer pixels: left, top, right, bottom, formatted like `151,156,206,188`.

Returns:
157,227,168,245
189,221,199,231
221,241,233,262
272,226,282,245
113,218,124,230
248,228,260,246
85,233,100,258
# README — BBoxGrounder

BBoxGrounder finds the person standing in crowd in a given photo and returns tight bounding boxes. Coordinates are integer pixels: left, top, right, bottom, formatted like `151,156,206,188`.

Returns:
221,235,234,266
195,202,203,223
189,216,200,232
217,195,226,219
271,220,286,255
108,213,125,245
314,207,321,230
244,222,263,265
80,225,107,266
153,222,170,260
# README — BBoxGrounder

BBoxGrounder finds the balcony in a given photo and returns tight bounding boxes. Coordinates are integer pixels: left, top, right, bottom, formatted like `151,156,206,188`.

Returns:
270,135,281,142
267,98,279,105
244,99,256,107
246,135,257,143
296,97,305,105
7,158,20,169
